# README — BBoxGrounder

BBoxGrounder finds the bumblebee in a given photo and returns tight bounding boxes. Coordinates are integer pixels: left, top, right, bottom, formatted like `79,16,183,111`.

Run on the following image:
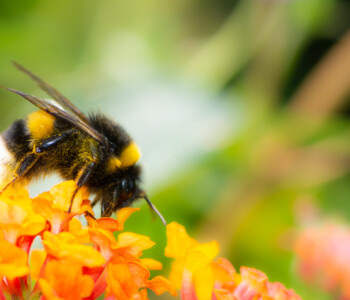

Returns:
0,62,165,224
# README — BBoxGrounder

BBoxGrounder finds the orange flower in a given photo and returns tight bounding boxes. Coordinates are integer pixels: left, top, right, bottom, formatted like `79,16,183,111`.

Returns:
86,207,139,232
32,181,91,233
0,239,30,298
39,260,94,300
87,208,151,261
0,182,177,300
0,186,46,245
0,182,301,300
68,217,91,243
42,231,105,268
86,208,176,299
105,260,176,299
0,239,29,280
116,232,156,257
166,222,301,300
211,258,238,293
140,258,163,270
30,249,47,280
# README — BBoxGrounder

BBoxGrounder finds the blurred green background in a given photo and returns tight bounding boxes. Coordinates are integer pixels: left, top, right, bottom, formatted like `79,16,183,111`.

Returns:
1,0,350,299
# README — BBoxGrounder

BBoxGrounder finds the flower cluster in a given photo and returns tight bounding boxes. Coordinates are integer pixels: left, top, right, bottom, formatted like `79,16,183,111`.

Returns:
0,181,302,300
165,222,301,300
295,223,350,299
0,181,176,300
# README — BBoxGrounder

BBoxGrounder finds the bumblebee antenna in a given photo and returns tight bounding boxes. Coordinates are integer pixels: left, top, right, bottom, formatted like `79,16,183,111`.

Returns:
142,193,166,226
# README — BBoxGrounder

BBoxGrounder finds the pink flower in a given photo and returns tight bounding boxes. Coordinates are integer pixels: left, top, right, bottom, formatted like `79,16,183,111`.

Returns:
295,223,350,298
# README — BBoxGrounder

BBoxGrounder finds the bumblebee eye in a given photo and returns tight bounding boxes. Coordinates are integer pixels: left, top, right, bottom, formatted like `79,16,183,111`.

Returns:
121,178,128,191
128,179,135,191
121,178,134,193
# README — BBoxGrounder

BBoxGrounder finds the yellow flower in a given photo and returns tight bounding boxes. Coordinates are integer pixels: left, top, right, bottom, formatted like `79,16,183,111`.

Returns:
165,222,301,300
165,222,219,300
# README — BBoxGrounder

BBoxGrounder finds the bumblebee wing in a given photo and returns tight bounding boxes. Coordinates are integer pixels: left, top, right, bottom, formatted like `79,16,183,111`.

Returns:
4,88,107,146
12,62,91,125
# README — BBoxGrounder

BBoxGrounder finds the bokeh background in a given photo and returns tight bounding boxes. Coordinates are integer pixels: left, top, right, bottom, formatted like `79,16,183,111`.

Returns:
1,0,350,299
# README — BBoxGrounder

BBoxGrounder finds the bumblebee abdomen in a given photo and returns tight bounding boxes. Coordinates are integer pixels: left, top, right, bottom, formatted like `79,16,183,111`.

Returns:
2,119,31,160
0,119,31,186
0,136,13,184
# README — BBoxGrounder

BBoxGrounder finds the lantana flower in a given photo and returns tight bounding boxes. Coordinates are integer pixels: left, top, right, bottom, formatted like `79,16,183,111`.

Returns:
39,260,95,300
31,181,91,233
295,223,350,299
0,181,175,300
0,180,301,300
0,186,46,247
165,222,301,300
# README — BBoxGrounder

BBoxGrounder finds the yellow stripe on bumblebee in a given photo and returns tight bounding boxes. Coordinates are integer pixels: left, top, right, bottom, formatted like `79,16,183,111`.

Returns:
107,142,141,172
27,111,55,140
120,142,141,167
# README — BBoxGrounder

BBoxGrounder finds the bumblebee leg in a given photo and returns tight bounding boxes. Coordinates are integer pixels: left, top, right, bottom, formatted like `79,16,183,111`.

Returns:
0,129,78,194
0,153,39,193
90,196,99,207
101,202,115,218
34,129,77,153
84,210,96,220
68,161,96,213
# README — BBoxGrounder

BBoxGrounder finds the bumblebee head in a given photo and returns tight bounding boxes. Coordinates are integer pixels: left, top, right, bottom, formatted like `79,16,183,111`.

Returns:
112,169,139,209
101,165,166,225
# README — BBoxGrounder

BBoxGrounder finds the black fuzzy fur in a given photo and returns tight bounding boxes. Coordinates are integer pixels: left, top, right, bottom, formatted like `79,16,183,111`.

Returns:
2,112,142,215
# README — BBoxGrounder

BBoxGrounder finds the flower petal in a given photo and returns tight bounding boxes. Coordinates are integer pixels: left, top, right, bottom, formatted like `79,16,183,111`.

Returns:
30,250,47,280
115,207,140,230
117,232,155,256
68,218,90,243
193,241,219,262
0,200,46,244
165,222,197,260
233,267,268,299
42,231,105,267
44,181,89,212
39,260,94,300
147,276,177,296
106,263,139,300
89,228,118,261
140,258,163,270
0,240,29,280
33,181,91,233
213,289,235,300
193,265,215,300
212,258,238,292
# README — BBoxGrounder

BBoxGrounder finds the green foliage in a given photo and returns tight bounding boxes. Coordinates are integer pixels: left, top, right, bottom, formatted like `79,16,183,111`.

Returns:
1,0,349,298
